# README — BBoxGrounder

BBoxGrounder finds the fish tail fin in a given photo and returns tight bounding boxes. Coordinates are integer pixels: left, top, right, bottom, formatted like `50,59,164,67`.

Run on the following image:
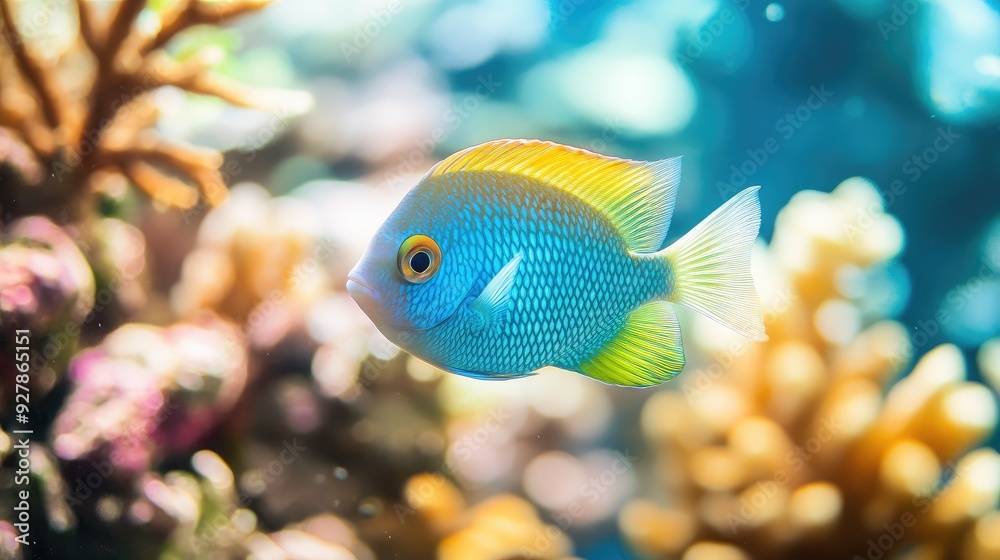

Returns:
661,186,768,341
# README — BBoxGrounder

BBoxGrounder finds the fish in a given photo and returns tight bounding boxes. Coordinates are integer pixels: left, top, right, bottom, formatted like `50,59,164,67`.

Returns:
347,139,767,387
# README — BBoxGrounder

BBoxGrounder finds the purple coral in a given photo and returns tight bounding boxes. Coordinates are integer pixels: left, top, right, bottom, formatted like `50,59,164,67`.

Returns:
0,217,94,331
52,316,247,475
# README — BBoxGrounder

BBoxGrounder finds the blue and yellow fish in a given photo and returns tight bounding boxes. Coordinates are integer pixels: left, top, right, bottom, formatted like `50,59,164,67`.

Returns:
347,139,767,387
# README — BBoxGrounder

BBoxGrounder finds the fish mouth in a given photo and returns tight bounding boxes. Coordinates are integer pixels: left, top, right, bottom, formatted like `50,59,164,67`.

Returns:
346,272,420,333
346,269,469,333
346,273,375,301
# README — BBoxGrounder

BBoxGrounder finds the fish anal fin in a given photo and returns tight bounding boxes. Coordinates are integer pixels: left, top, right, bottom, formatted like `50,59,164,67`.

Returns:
573,301,685,387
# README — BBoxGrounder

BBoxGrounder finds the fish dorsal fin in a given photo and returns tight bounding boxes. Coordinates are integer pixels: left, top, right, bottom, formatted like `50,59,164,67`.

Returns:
428,139,681,253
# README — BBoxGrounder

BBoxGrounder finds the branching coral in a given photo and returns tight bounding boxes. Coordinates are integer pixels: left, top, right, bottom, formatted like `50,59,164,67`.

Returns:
0,0,300,213
618,178,1000,560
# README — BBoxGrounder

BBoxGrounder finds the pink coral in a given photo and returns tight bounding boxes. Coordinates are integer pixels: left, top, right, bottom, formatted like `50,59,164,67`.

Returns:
52,316,247,474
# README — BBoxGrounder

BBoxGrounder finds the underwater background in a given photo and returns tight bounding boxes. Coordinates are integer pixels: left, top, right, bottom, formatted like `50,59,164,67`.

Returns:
1,0,1000,559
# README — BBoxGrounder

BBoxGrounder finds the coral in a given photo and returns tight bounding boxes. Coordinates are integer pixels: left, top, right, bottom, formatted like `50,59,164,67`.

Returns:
169,183,330,322
0,216,94,331
0,434,75,559
0,216,95,403
401,473,577,560
84,216,149,316
4,163,996,560
619,178,1000,560
130,450,375,560
0,0,300,213
51,315,247,475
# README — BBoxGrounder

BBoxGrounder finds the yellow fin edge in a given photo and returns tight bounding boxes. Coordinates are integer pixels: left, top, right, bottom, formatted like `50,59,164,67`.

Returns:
429,139,681,253
575,301,685,387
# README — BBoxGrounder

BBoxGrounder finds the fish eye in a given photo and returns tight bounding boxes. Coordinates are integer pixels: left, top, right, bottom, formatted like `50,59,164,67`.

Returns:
409,250,431,273
398,234,441,283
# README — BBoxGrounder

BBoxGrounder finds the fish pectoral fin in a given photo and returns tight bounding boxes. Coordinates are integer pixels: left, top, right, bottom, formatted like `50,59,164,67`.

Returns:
469,252,523,331
572,301,685,387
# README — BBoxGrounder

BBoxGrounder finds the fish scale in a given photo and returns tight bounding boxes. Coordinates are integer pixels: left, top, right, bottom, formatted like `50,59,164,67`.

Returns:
348,139,767,386
395,171,668,376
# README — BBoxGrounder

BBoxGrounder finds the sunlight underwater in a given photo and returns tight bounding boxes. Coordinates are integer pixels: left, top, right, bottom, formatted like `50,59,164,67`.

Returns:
1,0,999,558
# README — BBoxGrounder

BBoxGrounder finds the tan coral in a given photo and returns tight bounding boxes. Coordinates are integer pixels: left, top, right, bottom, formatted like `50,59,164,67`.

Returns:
401,473,577,560
621,178,1000,560
0,0,304,212
169,183,329,321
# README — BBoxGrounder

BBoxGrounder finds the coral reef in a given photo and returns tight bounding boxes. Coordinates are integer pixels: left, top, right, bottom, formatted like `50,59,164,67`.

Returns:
0,2,996,559
619,179,1000,560
4,170,997,560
